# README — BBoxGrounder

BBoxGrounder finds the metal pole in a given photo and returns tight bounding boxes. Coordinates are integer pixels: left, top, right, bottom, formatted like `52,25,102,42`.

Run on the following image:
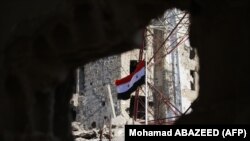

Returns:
133,30,145,122
145,49,148,125
148,82,182,116
147,13,187,65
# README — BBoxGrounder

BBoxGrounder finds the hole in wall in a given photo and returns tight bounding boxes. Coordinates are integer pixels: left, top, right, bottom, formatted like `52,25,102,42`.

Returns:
190,70,195,90
102,101,105,106
91,121,96,128
189,48,196,59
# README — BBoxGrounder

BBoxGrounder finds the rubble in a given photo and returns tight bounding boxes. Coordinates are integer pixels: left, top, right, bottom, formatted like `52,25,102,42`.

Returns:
72,115,134,141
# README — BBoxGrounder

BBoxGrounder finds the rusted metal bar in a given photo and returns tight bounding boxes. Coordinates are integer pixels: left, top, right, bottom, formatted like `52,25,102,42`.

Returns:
148,82,182,116
148,34,188,68
133,29,146,122
147,12,187,65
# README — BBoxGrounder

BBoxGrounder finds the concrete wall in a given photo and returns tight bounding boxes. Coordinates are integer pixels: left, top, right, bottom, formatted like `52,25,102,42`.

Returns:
77,50,143,129
76,55,122,129
175,11,199,113
178,41,199,113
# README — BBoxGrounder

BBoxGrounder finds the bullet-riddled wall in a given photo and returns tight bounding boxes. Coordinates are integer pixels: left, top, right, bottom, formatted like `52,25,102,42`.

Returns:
76,50,141,129
76,55,121,129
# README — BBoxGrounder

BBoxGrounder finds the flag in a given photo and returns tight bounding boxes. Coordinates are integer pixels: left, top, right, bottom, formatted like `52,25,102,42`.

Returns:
115,60,145,100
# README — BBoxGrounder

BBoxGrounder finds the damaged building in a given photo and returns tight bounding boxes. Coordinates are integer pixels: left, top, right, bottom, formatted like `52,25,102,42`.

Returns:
72,10,199,130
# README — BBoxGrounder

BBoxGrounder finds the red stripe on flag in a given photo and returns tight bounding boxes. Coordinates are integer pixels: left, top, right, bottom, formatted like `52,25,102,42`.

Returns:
115,60,145,86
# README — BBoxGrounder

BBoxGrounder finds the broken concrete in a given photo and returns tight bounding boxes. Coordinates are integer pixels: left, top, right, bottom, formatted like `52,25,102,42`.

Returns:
72,116,127,141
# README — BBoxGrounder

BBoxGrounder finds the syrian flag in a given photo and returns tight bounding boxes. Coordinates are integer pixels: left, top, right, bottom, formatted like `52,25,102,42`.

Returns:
115,60,145,100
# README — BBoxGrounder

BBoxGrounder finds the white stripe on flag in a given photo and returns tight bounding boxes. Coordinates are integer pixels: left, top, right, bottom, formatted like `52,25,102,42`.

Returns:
116,67,145,93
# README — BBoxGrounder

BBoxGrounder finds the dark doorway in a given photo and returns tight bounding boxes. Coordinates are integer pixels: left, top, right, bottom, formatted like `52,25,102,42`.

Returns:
130,60,138,74
129,95,145,119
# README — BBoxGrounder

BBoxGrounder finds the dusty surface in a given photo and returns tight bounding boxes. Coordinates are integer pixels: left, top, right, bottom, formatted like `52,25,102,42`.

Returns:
72,116,131,141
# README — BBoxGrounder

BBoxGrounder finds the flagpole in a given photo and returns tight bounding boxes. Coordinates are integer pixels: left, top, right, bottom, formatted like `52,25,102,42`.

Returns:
145,46,148,125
